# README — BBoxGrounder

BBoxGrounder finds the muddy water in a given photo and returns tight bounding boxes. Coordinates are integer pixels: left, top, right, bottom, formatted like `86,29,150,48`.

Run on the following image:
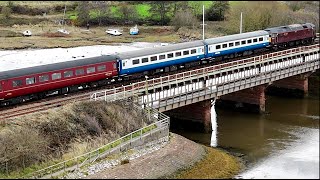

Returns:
170,95,319,179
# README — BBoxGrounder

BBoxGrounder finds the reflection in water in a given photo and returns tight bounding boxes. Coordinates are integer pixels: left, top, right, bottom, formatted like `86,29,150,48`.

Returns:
210,99,217,147
171,96,319,179
239,128,319,179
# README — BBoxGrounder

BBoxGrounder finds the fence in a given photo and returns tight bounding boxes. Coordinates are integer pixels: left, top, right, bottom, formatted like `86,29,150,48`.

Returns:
21,103,170,179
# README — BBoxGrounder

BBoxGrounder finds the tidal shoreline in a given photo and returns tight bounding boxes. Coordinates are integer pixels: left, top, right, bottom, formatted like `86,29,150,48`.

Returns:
84,133,244,179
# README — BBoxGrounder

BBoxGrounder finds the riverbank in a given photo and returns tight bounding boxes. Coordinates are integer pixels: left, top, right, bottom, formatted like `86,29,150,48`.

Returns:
84,133,242,179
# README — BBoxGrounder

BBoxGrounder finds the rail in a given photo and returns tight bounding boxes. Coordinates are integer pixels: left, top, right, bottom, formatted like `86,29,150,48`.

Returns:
90,44,319,102
20,103,170,179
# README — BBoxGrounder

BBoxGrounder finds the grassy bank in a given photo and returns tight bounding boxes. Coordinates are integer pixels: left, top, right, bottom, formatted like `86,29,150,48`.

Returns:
173,146,242,179
0,100,152,178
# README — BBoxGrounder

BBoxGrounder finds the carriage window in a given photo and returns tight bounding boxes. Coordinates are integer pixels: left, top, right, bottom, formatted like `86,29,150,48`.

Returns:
247,39,252,43
253,38,258,43
259,37,263,41
241,40,246,45
167,53,174,58
0,84,2,91
183,50,189,55
229,43,234,47
191,49,196,54
64,71,73,78
97,65,106,72
159,54,165,60
175,52,181,57
216,45,221,49
151,56,157,61
235,42,240,46
132,59,139,65
39,74,49,82
52,73,61,80
12,80,23,87
142,57,149,63
87,67,95,74
222,44,227,48
76,69,84,76
113,63,117,69
26,77,35,85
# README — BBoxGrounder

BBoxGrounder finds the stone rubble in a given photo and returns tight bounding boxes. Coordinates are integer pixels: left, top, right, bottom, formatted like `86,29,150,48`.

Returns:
64,136,169,179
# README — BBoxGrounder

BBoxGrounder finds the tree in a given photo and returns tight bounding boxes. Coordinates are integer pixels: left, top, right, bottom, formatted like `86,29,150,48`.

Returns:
170,9,198,31
206,1,230,21
149,1,173,25
76,1,90,26
119,4,137,24
172,1,189,14
224,1,294,34
92,1,110,26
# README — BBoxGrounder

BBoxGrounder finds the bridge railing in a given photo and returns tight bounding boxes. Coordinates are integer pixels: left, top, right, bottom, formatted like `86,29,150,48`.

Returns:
90,44,319,102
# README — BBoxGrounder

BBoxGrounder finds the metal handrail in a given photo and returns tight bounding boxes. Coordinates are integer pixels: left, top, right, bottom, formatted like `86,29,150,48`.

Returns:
21,104,169,179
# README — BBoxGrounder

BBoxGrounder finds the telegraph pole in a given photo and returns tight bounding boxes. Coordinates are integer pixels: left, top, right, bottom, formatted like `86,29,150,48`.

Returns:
240,12,243,34
200,5,207,40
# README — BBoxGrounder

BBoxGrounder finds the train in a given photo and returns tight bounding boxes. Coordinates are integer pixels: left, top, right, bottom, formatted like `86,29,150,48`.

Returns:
0,23,316,106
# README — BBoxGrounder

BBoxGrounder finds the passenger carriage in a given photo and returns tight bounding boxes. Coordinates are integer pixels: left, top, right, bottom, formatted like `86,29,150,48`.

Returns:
117,40,206,76
204,30,270,59
0,55,117,105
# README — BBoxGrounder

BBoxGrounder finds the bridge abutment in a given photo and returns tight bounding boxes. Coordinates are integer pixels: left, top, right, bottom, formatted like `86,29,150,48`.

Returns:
267,72,312,98
164,100,212,133
216,85,267,113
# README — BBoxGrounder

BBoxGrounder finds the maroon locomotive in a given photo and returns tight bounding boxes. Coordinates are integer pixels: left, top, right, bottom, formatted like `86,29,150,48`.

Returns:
265,23,316,49
0,55,118,106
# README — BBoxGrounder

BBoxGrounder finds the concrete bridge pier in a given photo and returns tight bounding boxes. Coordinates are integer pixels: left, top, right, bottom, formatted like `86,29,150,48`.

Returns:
216,84,267,113
164,100,213,133
267,72,313,98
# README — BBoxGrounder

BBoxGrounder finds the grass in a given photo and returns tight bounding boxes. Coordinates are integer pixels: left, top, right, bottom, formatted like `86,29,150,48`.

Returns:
173,146,242,179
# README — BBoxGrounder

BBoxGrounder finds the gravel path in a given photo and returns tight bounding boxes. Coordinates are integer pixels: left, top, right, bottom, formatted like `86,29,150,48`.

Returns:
83,133,206,179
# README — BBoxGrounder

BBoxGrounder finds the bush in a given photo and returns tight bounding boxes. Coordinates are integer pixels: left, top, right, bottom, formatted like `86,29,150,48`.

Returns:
170,9,198,31
0,126,49,172
1,6,11,18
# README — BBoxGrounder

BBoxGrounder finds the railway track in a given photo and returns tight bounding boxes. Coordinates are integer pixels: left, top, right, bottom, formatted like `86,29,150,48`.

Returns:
0,43,318,120
0,92,90,120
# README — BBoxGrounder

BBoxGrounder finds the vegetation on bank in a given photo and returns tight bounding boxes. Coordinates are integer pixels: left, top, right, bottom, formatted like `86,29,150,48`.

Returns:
0,100,152,178
172,146,242,179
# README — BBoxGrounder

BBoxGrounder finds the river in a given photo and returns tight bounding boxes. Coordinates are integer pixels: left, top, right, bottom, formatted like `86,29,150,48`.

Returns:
170,95,319,179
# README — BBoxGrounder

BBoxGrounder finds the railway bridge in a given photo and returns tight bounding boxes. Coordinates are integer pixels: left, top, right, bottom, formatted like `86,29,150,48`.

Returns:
91,44,319,132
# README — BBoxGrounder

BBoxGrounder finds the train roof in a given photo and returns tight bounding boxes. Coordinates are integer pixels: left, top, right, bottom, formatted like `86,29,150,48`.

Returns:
116,40,204,59
204,30,269,45
0,55,117,80
264,23,315,34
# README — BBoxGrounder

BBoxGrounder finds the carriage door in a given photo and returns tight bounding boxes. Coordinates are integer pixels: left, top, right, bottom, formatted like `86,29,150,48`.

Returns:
0,81,3,92
271,33,278,43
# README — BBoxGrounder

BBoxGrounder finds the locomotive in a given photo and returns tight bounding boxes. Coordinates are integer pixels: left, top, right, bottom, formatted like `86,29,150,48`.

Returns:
0,23,316,106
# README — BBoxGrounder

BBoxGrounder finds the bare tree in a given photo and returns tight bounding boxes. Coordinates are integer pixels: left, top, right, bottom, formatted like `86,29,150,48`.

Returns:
76,1,90,26
119,3,137,24
149,1,173,25
92,1,110,26
170,9,199,31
